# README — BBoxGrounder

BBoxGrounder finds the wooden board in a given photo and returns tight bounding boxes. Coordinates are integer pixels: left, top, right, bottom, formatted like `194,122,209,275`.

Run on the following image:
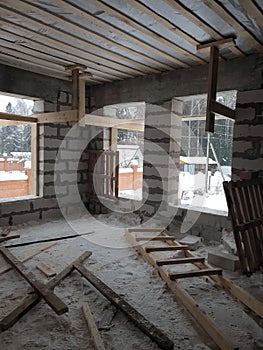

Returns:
0,251,92,331
82,303,106,350
145,245,188,253
74,262,174,350
206,46,219,132
169,268,222,280
136,236,176,241
0,228,11,237
0,247,68,315
0,242,56,275
0,235,20,244
36,263,56,278
156,257,205,266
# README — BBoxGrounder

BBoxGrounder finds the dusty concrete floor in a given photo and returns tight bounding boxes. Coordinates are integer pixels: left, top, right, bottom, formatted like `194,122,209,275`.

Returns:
0,214,262,350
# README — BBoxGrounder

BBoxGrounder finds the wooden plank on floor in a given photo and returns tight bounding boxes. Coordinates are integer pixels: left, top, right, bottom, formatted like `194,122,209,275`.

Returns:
169,268,222,280
145,246,188,253
36,263,56,278
156,257,205,266
0,251,92,331
0,228,11,237
82,303,106,350
74,263,174,350
136,236,175,241
0,242,56,275
0,247,68,315
0,235,20,243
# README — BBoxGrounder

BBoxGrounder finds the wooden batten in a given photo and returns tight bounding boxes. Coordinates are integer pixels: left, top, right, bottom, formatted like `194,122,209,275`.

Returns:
36,110,78,123
197,38,236,52
206,46,219,132
85,114,144,131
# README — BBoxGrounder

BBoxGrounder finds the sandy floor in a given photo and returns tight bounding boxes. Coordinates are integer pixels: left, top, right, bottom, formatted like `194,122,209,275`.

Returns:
0,214,262,350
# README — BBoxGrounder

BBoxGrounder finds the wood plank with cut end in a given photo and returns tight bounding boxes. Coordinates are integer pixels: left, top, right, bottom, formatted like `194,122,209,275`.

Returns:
0,228,11,237
74,263,174,350
0,247,68,315
0,251,92,331
82,303,105,350
0,235,20,243
157,257,205,266
169,268,222,280
145,245,188,253
36,263,56,278
0,242,56,275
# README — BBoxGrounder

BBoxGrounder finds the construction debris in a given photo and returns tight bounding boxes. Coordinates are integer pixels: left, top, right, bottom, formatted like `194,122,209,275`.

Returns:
82,303,106,350
0,235,20,244
179,235,202,250
36,263,57,278
208,251,240,271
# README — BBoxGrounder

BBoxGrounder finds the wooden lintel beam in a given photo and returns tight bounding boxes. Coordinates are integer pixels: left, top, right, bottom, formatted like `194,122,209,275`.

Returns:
206,46,219,132
85,114,144,131
0,112,38,123
211,100,235,119
197,38,235,51
36,110,78,124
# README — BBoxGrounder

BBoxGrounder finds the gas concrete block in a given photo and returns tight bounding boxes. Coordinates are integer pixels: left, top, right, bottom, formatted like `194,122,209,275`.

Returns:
208,251,240,271
179,235,202,250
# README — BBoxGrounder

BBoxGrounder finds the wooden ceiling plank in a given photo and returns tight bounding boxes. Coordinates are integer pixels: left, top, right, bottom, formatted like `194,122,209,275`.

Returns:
135,0,199,47
125,0,207,63
163,0,244,57
0,58,70,81
239,0,263,31
0,52,70,80
43,0,190,69
0,27,133,80
201,0,263,52
0,5,160,75
3,0,172,72
90,0,202,65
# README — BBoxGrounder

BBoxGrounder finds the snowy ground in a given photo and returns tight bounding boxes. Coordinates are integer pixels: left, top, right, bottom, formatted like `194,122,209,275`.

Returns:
0,214,262,350
119,171,230,213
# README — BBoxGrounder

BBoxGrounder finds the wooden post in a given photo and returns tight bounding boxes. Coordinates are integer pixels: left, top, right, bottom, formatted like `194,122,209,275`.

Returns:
206,46,219,132
65,64,92,126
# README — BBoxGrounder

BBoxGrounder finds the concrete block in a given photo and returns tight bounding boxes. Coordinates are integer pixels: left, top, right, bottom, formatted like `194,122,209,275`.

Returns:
208,251,240,271
179,235,202,250
222,232,237,255
1,201,31,216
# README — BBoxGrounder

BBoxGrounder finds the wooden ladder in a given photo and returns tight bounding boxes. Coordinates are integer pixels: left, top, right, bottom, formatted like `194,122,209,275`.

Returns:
125,228,237,350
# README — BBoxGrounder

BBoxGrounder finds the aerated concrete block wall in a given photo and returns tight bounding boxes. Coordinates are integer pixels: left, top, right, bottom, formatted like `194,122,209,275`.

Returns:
0,65,104,226
232,89,263,179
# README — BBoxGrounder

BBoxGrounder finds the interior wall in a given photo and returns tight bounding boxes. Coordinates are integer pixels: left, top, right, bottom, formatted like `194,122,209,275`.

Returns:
232,89,263,179
90,54,263,109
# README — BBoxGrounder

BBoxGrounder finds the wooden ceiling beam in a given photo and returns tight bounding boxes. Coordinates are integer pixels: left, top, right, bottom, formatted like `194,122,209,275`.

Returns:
89,0,203,65
197,37,236,52
239,0,263,29
163,0,244,57
41,0,190,69
0,4,159,76
85,115,144,132
201,0,263,53
0,27,132,80
3,0,172,72
134,0,199,47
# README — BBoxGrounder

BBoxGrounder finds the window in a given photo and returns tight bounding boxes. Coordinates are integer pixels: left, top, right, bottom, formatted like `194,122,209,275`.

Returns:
175,91,236,213
0,94,38,200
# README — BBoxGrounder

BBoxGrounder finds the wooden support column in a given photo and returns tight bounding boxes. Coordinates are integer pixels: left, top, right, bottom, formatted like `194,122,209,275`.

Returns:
206,45,219,133
197,38,236,132
65,64,92,126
